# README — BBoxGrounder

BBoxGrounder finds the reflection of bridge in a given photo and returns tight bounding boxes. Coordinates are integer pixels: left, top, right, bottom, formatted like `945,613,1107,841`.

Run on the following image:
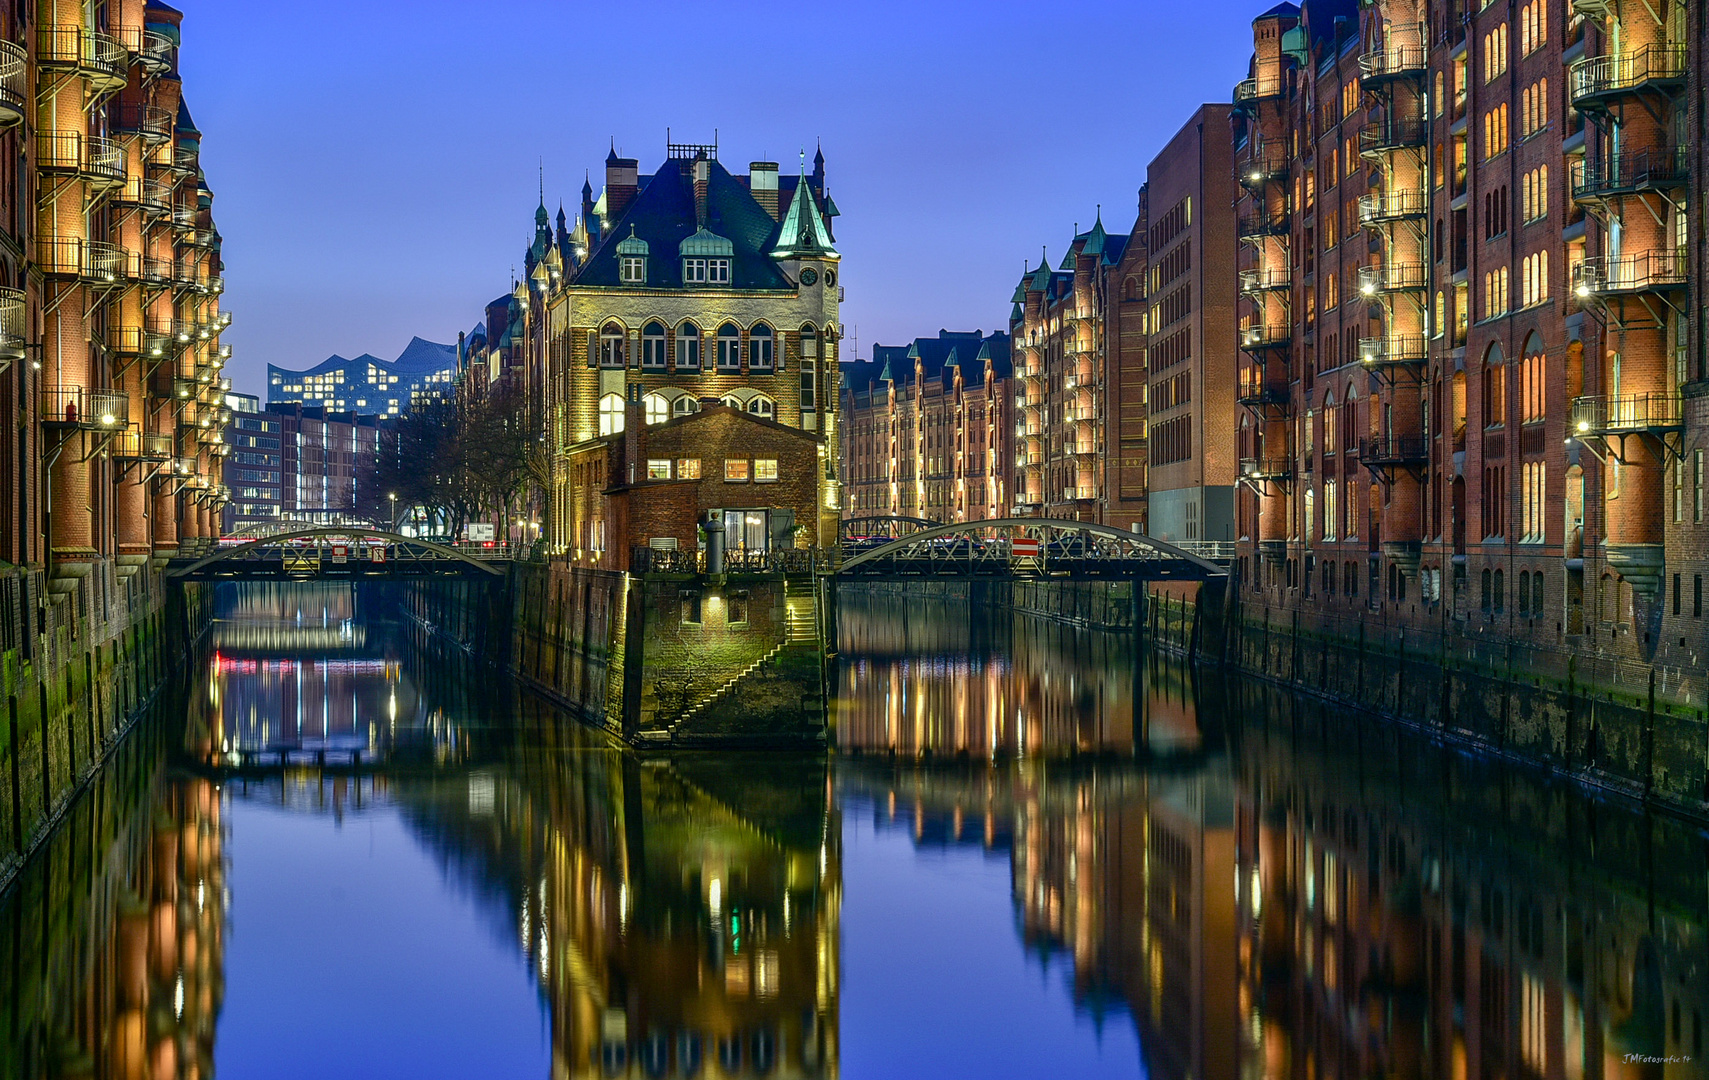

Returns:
837,517,1228,582
167,527,511,580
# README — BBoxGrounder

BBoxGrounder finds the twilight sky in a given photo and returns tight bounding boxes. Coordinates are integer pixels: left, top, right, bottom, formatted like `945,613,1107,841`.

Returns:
180,0,1256,394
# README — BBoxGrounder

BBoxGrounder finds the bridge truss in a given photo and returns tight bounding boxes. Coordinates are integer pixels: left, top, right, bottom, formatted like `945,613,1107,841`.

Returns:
837,518,1228,581
167,528,509,581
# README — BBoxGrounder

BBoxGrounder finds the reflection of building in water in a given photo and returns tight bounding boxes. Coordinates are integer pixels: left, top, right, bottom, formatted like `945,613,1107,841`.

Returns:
836,592,1146,755
394,736,839,1079
1234,690,1709,1080
841,761,1235,1080
209,582,365,655
0,763,227,1080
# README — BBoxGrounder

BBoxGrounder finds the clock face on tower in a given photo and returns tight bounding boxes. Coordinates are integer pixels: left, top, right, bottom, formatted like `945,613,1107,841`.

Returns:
799,268,818,286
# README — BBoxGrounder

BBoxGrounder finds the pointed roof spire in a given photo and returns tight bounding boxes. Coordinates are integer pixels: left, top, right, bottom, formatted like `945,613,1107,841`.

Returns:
771,153,838,258
581,171,592,197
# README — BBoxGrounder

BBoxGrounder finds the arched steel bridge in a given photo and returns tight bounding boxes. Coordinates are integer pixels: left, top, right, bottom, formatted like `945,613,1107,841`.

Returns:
837,514,938,542
167,528,509,581
836,517,1228,581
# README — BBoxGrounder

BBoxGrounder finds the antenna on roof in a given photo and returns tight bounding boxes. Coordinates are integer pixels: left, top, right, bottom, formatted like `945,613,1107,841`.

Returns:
538,159,544,203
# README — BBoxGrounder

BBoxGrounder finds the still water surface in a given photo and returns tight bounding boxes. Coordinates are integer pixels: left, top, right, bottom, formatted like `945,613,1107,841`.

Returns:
2,584,1706,1079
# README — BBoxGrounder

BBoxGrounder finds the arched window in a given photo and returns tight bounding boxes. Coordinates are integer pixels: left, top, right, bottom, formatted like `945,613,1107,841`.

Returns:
799,324,819,358
642,392,670,426
598,393,625,436
642,322,667,369
716,323,741,372
748,395,775,420
1518,570,1531,615
675,322,700,371
749,323,774,372
673,395,700,418
1532,570,1543,615
1481,568,1493,611
599,322,625,368
1492,569,1505,613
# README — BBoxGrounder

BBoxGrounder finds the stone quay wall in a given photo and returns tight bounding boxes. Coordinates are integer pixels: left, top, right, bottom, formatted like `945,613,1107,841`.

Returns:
0,562,210,893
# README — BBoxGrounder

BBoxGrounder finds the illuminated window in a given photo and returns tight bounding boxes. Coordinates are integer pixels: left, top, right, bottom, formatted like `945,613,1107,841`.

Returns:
599,393,625,436
646,459,671,480
725,458,750,482
754,458,778,482
677,458,701,479
600,322,625,367
643,393,670,426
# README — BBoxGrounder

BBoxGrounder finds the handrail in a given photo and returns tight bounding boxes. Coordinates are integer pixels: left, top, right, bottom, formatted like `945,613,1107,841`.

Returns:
169,528,509,578
1359,434,1429,462
1569,43,1686,103
1571,392,1683,432
41,387,129,428
0,40,24,117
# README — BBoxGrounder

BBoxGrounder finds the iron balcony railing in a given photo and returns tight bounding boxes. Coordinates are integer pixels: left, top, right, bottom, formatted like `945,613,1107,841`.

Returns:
42,387,129,429
171,203,196,232
1569,44,1687,106
0,286,23,363
1240,456,1292,480
1237,211,1290,240
1359,31,1427,82
84,134,126,187
137,255,173,289
114,176,172,215
1358,189,1428,225
1240,266,1291,293
136,29,174,73
1571,392,1684,434
1572,250,1687,295
1240,323,1292,351
1357,262,1428,295
172,143,197,172
36,237,129,283
38,26,128,86
1237,376,1289,408
1358,117,1428,154
1234,75,1286,106
37,130,82,174
1570,147,1688,201
0,40,24,128
1359,334,1429,366
112,429,174,461
1237,148,1289,191
1359,435,1430,464
111,102,172,144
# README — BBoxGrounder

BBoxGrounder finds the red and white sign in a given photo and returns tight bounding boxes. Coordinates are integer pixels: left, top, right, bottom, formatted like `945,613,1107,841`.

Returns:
1011,537,1041,558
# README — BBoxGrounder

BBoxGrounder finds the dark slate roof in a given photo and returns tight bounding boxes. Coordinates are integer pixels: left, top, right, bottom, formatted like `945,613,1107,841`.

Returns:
1103,235,1130,266
1256,2,1301,17
572,157,792,290
973,333,1013,380
907,330,986,380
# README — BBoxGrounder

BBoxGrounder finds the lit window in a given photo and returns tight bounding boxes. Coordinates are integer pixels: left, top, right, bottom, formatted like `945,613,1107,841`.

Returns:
749,323,774,372
675,322,700,370
599,393,625,436
600,323,625,367
643,393,670,426
725,459,750,482
642,322,667,368
716,323,741,371
754,458,778,482
677,458,701,479
647,459,672,480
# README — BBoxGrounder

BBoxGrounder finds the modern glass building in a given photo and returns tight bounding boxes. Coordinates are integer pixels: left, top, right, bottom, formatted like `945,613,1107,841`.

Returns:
267,336,457,415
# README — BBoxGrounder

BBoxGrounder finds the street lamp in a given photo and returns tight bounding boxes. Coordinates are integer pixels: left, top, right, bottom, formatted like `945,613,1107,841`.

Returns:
388,492,399,531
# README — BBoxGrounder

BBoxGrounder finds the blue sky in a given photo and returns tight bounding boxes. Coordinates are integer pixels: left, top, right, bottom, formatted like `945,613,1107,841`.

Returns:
180,0,1256,392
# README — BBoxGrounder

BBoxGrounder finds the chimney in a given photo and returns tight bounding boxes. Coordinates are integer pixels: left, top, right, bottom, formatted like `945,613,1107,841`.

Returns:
749,161,779,219
693,156,711,229
606,154,640,221
623,384,643,483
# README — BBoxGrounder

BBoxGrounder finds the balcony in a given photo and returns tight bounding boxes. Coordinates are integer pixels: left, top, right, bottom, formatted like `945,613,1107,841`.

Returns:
1359,33,1427,85
137,255,172,289
0,40,24,129
207,275,225,295
1358,434,1429,466
1571,392,1684,436
83,135,126,189
171,259,201,291
1356,262,1428,296
1570,148,1687,202
171,143,197,174
38,26,129,90
1240,266,1291,293
1237,376,1290,409
1359,118,1428,155
42,387,128,429
1237,212,1290,240
1572,250,1686,297
36,238,129,284
1236,149,1289,192
136,29,175,74
111,103,172,144
1233,75,1286,109
112,429,173,461
1358,334,1428,367
1357,189,1428,226
171,204,197,232
1240,323,1292,351
114,176,173,216
0,286,23,365
1240,457,1293,481
1569,44,1686,109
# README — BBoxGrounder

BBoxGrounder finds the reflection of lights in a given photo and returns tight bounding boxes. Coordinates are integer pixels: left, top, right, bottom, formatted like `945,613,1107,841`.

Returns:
709,878,722,918
173,976,185,1019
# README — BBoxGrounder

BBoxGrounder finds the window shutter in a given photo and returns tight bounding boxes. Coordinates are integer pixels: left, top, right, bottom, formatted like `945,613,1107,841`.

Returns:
586,330,597,369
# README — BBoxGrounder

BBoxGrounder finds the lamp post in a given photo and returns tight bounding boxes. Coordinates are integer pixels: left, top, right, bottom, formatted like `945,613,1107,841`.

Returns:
388,492,399,532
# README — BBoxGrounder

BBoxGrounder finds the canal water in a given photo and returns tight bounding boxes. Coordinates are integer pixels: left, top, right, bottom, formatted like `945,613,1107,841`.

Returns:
2,582,1706,1079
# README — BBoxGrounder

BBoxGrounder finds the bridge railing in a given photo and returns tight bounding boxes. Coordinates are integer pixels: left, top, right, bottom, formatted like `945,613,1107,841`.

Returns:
630,546,825,576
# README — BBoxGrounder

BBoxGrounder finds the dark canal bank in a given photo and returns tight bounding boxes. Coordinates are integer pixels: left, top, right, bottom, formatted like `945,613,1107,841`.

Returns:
1,581,1705,1079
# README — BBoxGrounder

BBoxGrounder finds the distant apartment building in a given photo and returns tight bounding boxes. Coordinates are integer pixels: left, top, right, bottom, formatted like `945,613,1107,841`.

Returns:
1010,218,1129,522
222,398,384,534
1231,0,1704,667
839,330,1013,523
1134,106,1240,544
267,336,457,416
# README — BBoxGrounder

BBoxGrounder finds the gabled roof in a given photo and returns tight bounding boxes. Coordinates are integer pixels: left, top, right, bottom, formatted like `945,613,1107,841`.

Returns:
975,333,1013,379
572,157,792,290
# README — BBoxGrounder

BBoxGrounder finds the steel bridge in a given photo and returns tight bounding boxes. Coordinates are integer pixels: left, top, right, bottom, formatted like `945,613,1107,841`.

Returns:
167,527,510,581
836,518,1229,582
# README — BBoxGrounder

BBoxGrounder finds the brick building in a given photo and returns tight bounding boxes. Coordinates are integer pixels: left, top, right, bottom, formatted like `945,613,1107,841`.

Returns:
538,139,844,567
838,329,1013,523
221,398,385,534
0,0,232,585
1132,106,1240,544
1227,0,1707,668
